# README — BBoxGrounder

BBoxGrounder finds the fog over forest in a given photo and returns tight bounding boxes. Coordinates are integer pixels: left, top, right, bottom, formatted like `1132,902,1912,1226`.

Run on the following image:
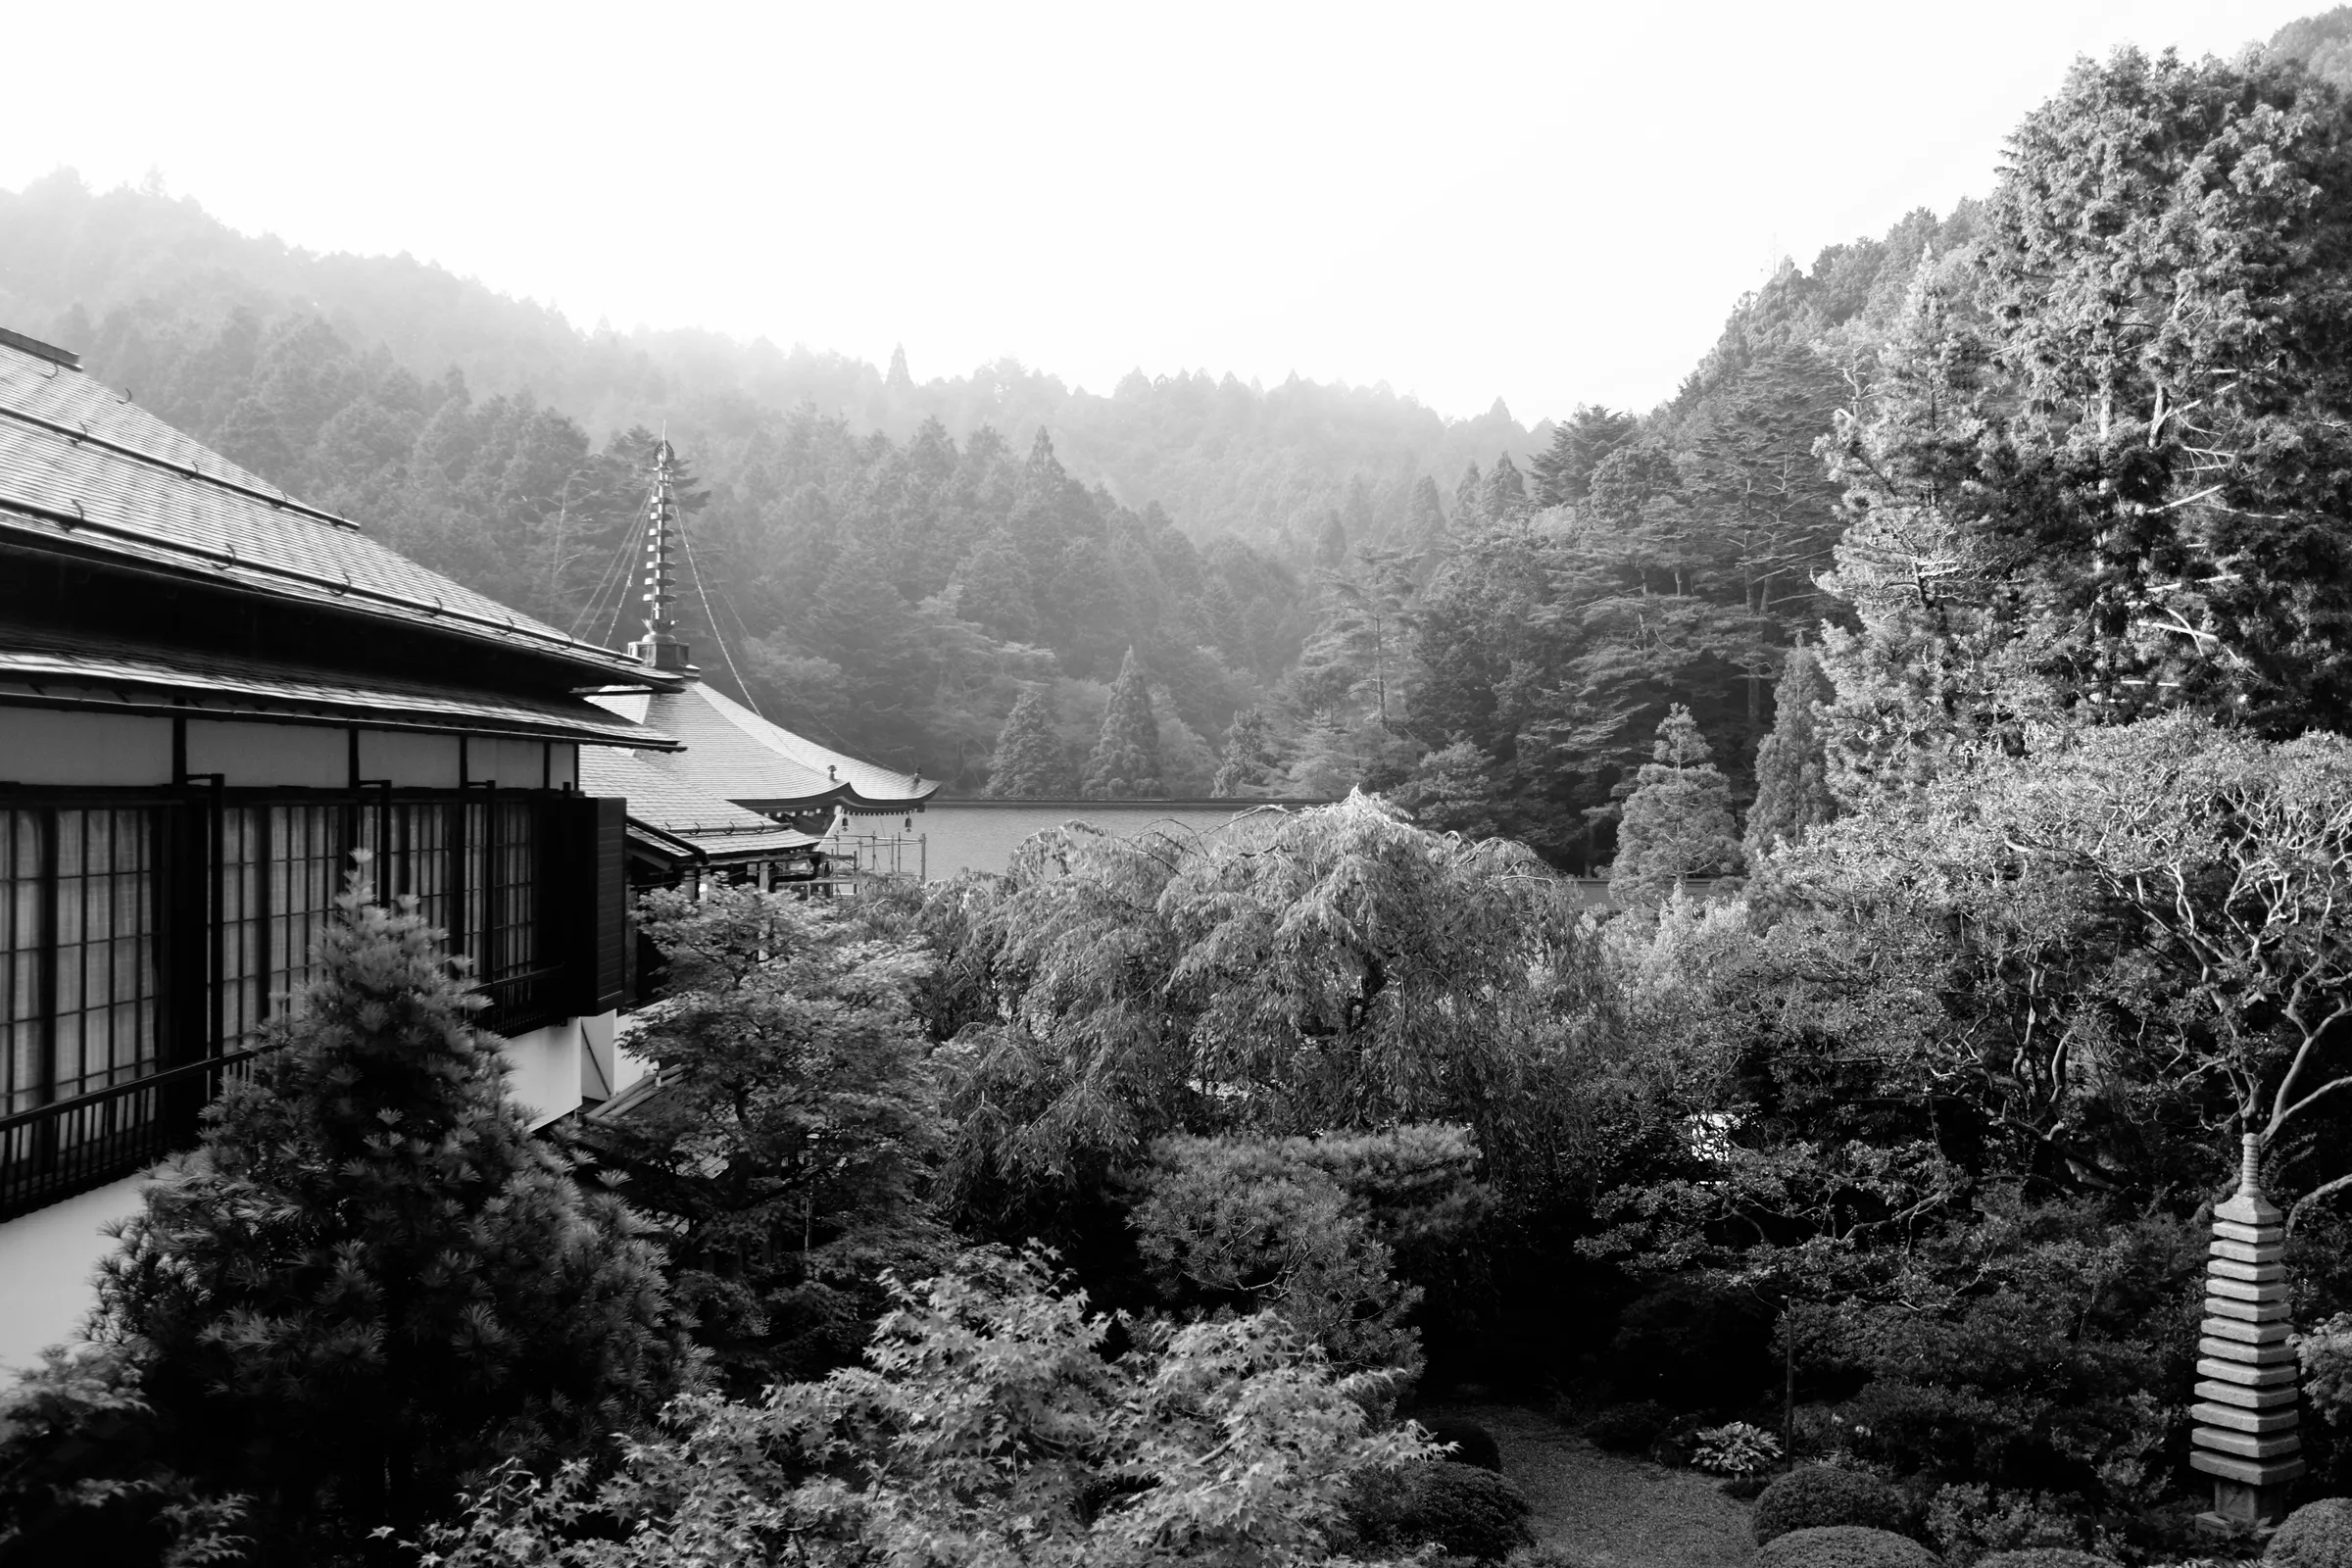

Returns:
16,5,2352,1566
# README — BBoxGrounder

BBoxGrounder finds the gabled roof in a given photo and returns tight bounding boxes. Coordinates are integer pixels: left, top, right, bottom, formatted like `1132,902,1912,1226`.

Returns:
0,336,671,689
589,680,939,814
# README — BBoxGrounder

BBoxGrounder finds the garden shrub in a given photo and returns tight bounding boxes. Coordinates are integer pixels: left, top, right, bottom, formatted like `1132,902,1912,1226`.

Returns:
1584,1400,1671,1452
1755,1525,1942,1568
1348,1459,1534,1564
1924,1483,2090,1564
1974,1552,2111,1568
2271,1498,2352,1568
1422,1417,1503,1473
1754,1465,1907,1544
1692,1420,1783,1476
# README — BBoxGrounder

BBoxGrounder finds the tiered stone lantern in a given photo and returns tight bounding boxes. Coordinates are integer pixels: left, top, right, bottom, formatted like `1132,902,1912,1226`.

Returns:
2190,1134,2303,1533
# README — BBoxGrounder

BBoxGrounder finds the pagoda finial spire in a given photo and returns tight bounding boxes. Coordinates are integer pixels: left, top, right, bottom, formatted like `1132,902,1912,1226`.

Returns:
627,435,695,673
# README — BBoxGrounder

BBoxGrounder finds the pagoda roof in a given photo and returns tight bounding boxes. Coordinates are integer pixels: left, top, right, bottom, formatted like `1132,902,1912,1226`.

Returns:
0,331,673,691
590,679,939,814
577,747,820,858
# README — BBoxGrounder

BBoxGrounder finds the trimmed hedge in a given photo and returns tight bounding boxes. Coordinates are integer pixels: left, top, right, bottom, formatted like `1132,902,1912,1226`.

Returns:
1755,1525,1942,1568
1349,1460,1534,1565
1754,1466,1907,1545
2271,1499,2352,1568
1975,1552,2112,1568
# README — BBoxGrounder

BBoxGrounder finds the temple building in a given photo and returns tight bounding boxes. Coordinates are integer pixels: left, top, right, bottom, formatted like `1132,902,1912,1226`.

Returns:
581,440,938,919
0,325,677,1365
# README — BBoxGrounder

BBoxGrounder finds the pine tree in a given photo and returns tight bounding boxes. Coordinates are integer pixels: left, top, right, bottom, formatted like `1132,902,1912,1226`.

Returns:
1609,706,1742,905
1313,508,1349,569
1452,462,1485,530
1211,706,1283,797
988,685,1075,796
1482,452,1528,522
957,528,1040,643
75,874,685,1563
1529,404,1638,508
1083,647,1165,799
1744,645,1836,865
1406,474,1447,543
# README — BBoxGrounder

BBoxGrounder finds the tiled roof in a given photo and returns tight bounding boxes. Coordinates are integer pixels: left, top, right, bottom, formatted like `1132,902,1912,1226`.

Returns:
590,680,940,812
591,684,843,808
579,748,817,844
0,338,666,687
0,624,678,748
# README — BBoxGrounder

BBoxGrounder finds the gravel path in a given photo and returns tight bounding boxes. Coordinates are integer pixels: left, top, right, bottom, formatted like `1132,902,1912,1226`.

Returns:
1417,1402,1756,1568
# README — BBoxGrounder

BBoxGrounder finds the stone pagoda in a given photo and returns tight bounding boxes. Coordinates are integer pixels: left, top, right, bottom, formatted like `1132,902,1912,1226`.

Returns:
2190,1133,2304,1533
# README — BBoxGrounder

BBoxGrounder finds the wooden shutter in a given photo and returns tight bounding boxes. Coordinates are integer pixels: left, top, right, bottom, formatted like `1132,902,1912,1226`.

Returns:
561,794,628,1016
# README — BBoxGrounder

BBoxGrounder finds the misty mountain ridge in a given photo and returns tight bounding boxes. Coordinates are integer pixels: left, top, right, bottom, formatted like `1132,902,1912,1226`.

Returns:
0,169,1544,555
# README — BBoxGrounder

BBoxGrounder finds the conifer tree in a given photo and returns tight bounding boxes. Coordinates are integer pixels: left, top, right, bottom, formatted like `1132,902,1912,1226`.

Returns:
988,684,1075,796
1482,452,1528,522
1083,647,1165,799
1609,706,1742,905
1452,462,1485,530
71,873,686,1564
1211,706,1283,797
1406,474,1447,543
957,528,1041,644
1744,645,1836,866
1530,404,1638,508
1314,508,1349,569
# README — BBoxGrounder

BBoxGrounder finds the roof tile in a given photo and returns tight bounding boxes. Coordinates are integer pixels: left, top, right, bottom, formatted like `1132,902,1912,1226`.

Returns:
0,341,661,685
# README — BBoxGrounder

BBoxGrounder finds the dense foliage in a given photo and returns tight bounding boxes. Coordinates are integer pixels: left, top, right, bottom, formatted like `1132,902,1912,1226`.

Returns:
421,1247,1438,1568
576,884,947,1391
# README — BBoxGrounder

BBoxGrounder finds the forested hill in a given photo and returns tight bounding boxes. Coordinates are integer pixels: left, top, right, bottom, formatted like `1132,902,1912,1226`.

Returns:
6,5,2346,834
0,172,1543,554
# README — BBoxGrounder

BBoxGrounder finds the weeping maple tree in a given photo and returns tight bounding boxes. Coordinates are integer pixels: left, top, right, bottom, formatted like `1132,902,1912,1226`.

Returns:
935,793,1591,1212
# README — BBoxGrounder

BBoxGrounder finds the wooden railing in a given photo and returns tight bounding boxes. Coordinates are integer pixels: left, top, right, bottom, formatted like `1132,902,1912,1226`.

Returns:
0,1046,275,1224
0,963,575,1226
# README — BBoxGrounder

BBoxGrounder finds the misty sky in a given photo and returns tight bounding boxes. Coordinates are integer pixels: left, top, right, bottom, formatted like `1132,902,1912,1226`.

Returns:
4,0,2322,424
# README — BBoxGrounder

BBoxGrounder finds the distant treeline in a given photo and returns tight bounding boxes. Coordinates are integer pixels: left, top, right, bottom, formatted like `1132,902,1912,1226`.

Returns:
20,0,2352,855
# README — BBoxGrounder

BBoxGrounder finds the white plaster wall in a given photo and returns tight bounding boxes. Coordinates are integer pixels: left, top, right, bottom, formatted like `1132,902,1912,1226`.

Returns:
469,737,555,789
185,718,348,787
0,1173,146,1373
500,1019,586,1127
360,729,462,789
0,709,173,785
578,1008,617,1102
